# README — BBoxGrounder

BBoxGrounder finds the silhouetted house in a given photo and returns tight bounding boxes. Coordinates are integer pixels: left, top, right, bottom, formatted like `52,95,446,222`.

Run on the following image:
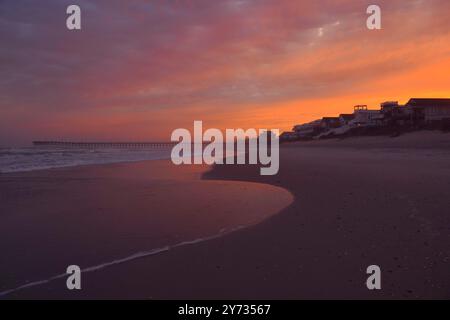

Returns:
350,105,383,127
320,117,341,130
339,114,355,125
406,98,450,124
380,101,399,114
293,119,322,138
380,101,412,125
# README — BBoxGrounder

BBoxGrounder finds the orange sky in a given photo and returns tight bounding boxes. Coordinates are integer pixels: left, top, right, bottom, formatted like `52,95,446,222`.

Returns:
1,0,450,145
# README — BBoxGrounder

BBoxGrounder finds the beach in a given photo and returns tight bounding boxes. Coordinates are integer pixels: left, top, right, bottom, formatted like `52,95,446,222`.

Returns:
1,131,450,299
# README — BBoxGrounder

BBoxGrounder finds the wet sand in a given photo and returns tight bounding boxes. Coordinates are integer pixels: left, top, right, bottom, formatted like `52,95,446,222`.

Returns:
0,160,293,298
2,131,450,299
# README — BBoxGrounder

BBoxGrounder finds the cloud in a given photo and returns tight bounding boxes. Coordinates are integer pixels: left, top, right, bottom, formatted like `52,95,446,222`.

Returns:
1,0,450,144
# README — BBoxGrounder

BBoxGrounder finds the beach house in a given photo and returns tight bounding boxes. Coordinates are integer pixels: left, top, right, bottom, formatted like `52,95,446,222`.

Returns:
380,101,400,114
281,97,450,142
405,98,450,124
350,105,383,127
320,117,341,130
339,114,355,126
380,101,413,126
293,120,322,138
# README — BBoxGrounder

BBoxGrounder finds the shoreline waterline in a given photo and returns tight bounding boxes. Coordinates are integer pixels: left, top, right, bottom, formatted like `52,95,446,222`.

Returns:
0,159,294,298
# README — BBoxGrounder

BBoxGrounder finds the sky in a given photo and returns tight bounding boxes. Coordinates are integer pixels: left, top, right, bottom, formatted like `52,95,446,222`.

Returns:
1,0,450,145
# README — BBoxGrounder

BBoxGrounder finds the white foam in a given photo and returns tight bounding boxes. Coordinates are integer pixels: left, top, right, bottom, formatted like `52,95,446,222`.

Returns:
0,225,245,297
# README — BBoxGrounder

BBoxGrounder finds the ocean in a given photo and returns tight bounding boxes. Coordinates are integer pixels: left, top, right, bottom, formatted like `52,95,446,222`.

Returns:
0,146,172,173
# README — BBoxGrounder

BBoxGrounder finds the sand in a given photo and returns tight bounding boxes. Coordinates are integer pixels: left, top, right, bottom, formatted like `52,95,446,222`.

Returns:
1,131,450,299
0,160,293,298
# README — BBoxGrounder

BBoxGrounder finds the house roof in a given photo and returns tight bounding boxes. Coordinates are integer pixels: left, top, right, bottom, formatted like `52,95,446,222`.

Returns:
406,98,450,107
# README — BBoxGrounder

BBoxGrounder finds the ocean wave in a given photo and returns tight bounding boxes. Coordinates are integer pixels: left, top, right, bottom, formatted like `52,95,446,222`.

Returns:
0,147,172,173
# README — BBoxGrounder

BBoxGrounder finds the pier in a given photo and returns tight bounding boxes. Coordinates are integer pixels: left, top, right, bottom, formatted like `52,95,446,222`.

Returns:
32,141,178,148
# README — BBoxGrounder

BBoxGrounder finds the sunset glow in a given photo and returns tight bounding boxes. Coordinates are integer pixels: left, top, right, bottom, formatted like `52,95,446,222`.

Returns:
1,0,450,145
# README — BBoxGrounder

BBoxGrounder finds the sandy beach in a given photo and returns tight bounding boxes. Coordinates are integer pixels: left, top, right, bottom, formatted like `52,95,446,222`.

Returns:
1,131,450,299
0,160,293,298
